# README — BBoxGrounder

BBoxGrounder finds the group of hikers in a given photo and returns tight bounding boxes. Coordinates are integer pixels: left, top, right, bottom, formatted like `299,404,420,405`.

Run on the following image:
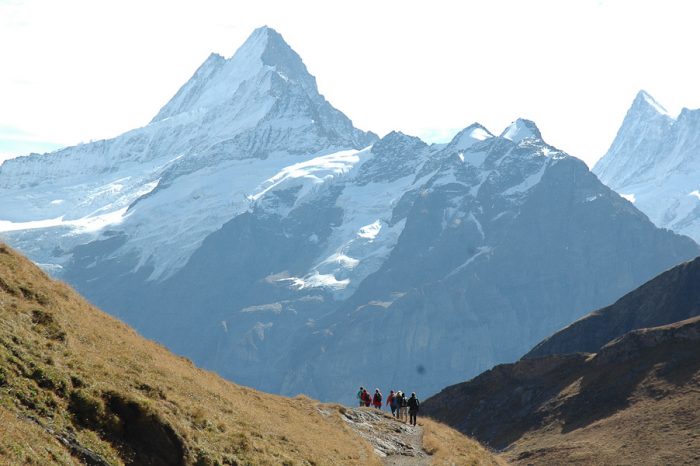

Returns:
356,387,420,426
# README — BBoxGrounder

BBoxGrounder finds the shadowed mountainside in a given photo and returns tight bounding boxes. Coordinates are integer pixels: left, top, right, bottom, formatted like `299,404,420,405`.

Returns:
525,255,700,358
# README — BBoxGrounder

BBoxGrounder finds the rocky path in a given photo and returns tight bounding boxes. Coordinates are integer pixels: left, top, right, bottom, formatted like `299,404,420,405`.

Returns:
340,408,430,465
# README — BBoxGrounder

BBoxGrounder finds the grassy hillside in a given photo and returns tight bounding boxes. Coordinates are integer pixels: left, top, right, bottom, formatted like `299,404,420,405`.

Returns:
0,243,499,465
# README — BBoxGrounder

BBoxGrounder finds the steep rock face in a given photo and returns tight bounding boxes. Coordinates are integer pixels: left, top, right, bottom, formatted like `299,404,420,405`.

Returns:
593,90,700,242
423,316,700,465
525,255,700,358
277,130,699,401
61,133,436,393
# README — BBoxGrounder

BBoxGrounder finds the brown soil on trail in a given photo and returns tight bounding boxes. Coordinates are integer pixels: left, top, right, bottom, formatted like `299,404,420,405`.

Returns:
341,407,506,465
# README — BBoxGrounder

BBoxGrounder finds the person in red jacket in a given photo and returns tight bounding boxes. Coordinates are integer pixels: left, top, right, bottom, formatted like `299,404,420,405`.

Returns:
362,388,371,407
372,389,382,409
386,390,396,416
357,386,365,407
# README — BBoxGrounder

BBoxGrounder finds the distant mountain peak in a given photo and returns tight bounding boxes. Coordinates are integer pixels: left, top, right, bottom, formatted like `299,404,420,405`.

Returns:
447,123,494,150
594,90,676,183
229,25,299,66
376,130,426,146
677,106,700,126
248,26,312,82
500,118,542,143
151,26,315,123
631,89,670,117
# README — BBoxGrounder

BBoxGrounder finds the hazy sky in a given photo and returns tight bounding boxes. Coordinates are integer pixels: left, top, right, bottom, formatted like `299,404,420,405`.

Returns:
1,0,699,166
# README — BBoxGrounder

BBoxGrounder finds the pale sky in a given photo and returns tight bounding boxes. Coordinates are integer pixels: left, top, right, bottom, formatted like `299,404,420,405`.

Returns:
1,0,699,167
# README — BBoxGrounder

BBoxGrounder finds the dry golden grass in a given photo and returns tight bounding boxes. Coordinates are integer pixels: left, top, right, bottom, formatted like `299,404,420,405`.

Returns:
421,419,507,466
0,406,75,465
501,324,700,465
0,243,501,465
506,389,700,465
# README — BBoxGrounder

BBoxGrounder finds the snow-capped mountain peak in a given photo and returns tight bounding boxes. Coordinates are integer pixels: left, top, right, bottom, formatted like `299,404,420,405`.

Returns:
447,123,494,151
0,25,375,281
151,26,316,123
593,90,675,187
593,91,700,243
631,89,671,117
500,118,542,143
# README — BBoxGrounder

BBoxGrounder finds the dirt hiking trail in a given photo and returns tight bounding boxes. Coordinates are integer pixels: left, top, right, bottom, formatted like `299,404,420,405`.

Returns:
341,408,430,465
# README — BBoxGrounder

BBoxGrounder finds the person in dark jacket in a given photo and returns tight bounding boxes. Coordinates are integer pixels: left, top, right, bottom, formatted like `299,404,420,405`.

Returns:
407,392,420,426
398,391,407,421
372,389,382,409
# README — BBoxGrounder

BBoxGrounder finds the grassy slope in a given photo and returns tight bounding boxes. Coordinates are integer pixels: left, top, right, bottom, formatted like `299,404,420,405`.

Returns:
506,318,700,465
424,316,700,465
0,243,498,466
422,418,507,466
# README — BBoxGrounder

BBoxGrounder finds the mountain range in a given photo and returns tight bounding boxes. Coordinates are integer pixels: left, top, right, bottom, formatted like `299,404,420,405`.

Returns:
0,27,698,404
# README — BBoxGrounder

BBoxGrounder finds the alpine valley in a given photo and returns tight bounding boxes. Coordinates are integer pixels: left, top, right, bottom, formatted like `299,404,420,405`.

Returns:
1,27,698,404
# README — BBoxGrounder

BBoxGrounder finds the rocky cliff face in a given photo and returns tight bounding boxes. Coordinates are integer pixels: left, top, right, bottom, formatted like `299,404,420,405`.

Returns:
269,126,699,402
525,255,700,358
423,316,700,465
593,90,700,243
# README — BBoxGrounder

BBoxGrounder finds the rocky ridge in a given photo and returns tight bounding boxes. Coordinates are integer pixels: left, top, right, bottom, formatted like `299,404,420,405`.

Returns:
525,255,700,358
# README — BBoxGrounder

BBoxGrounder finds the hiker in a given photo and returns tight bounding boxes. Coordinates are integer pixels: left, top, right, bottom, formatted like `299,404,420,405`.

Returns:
387,390,397,416
394,391,402,419
372,388,382,409
357,386,365,407
362,388,372,407
395,391,404,420
407,392,420,426
400,391,409,422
